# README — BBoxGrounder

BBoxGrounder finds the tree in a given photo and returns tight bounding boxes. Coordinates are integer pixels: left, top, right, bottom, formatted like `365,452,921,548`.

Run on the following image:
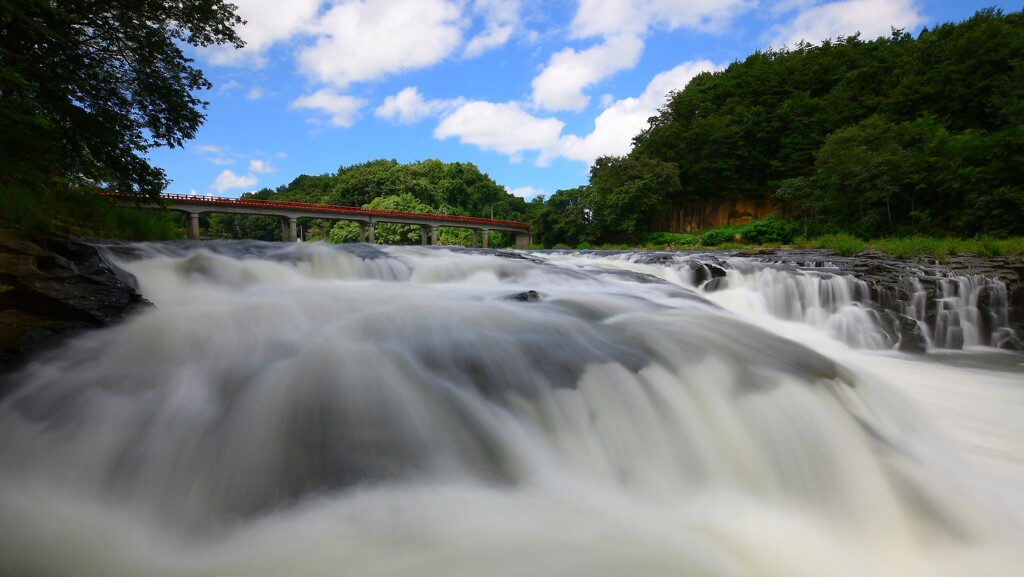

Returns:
587,156,678,243
0,0,244,197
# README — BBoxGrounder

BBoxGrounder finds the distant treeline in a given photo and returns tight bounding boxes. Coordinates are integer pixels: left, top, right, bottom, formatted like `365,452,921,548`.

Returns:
527,8,1024,247
210,158,528,246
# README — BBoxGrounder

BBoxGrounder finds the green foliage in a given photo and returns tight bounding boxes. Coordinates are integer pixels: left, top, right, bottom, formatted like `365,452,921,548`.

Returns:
575,8,1024,246
0,0,243,199
219,159,527,245
0,0,243,235
642,232,700,247
738,216,800,244
700,226,743,246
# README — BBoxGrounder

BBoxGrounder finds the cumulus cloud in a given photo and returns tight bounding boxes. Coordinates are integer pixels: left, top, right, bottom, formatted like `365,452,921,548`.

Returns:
434,101,564,161
291,89,367,127
433,60,714,167
531,33,644,112
549,60,716,164
249,159,276,174
571,0,752,39
298,0,464,88
769,0,924,48
212,170,258,193
245,87,265,100
206,0,321,66
375,87,464,124
464,0,520,58
530,0,749,112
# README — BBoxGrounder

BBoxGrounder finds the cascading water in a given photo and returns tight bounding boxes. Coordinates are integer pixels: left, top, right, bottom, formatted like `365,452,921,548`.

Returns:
0,242,1022,577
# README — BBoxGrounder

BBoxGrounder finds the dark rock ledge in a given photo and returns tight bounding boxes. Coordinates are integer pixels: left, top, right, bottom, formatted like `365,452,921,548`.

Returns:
0,230,151,376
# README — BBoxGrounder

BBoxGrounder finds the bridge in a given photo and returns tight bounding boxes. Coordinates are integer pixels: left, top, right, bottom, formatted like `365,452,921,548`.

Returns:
107,193,532,248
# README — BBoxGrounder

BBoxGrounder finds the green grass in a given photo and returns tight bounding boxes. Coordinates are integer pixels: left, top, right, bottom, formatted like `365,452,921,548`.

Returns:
870,236,1024,259
796,233,868,256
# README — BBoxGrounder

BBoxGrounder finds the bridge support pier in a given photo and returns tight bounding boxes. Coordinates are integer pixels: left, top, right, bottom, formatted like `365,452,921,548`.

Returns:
514,233,531,249
358,223,366,243
430,226,438,246
420,226,429,246
471,230,478,248
187,212,201,240
367,220,375,244
481,229,489,249
280,217,298,242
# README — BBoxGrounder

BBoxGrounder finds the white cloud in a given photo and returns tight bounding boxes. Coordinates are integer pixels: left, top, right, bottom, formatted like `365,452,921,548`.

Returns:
376,87,436,124
571,0,752,39
375,87,463,124
193,144,235,166
506,185,544,199
434,101,564,161
769,0,924,48
298,0,465,88
531,33,644,112
433,61,714,167
464,0,520,58
549,60,717,164
531,0,750,112
249,159,276,174
218,79,243,94
206,0,322,66
212,170,258,193
291,89,367,127
193,144,225,154
245,87,265,100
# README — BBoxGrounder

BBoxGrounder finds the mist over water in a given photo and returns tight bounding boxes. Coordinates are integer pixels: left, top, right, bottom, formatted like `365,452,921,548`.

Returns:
1,242,1022,577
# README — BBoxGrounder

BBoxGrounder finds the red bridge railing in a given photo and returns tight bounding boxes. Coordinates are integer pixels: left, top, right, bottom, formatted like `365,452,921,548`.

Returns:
106,192,530,229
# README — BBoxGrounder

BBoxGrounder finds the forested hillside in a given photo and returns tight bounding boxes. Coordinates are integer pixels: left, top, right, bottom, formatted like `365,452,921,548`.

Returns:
211,158,528,247
528,8,1024,247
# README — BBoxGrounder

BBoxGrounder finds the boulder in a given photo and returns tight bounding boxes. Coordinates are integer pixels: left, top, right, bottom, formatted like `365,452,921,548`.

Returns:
0,230,150,376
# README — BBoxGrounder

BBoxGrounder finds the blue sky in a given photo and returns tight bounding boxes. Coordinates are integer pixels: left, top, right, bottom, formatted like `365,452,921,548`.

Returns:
150,0,1020,202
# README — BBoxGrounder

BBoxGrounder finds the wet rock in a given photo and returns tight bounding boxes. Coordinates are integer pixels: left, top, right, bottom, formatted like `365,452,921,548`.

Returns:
506,290,541,302
896,316,928,354
0,231,150,376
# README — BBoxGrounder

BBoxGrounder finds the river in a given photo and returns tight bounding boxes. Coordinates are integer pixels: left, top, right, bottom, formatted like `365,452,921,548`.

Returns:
0,242,1022,576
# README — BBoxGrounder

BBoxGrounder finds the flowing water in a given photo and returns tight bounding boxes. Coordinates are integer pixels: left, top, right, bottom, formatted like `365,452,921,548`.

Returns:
1,242,1022,577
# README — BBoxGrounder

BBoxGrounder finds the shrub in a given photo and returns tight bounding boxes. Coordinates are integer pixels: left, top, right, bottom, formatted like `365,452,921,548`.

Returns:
701,226,741,246
739,217,800,245
643,232,700,247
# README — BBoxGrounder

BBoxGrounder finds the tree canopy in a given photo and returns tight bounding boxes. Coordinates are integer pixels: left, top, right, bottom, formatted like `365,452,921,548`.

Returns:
208,159,530,248
0,0,244,199
530,8,1024,246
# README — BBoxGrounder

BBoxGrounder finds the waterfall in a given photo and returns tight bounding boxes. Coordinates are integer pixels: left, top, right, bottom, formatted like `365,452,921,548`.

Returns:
0,242,1021,577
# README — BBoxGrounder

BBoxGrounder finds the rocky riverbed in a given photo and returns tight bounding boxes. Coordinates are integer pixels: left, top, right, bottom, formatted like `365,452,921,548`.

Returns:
2,232,1022,378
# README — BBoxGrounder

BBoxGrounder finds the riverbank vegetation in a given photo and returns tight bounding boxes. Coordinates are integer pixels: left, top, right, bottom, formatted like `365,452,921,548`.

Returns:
528,8,1024,248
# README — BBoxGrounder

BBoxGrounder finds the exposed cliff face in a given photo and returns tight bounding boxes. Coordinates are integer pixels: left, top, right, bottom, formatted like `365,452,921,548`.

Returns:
651,198,777,233
0,231,150,376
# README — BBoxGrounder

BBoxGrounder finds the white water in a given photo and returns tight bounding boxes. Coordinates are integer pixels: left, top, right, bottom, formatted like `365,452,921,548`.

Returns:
1,243,1022,577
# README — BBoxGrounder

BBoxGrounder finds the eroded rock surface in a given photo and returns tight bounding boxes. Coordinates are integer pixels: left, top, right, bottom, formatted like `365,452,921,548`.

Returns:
0,230,150,375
